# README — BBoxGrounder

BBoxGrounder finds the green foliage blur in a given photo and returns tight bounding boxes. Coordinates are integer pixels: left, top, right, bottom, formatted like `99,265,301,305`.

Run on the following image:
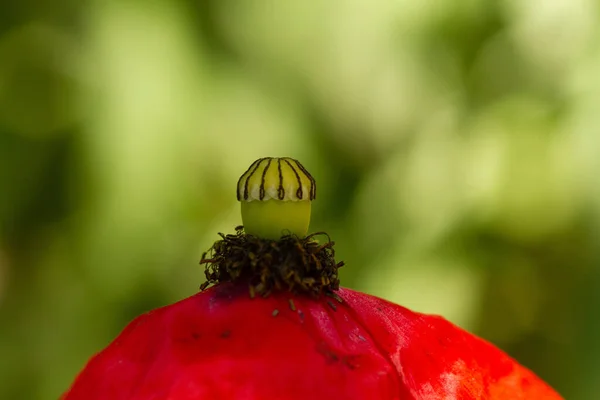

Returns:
1,0,599,399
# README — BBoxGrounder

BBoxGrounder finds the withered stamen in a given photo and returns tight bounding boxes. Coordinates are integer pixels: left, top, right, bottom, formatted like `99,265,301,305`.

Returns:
327,300,337,311
200,226,342,298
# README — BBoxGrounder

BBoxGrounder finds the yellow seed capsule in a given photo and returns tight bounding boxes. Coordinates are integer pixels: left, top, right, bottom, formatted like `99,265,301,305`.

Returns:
237,157,316,240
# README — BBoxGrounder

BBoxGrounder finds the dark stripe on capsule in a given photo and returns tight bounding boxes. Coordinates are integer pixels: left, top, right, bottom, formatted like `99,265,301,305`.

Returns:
284,158,303,199
241,158,264,201
259,158,272,200
237,158,261,200
277,159,285,200
292,159,316,200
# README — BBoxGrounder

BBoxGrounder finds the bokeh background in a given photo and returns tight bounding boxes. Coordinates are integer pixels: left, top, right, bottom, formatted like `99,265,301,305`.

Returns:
1,0,599,398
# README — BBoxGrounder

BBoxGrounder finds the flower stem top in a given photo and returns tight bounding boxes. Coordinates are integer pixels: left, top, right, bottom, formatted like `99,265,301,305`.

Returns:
237,157,316,240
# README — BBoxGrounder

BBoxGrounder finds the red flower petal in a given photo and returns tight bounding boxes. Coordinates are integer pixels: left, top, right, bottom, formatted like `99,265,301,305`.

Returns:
62,283,562,400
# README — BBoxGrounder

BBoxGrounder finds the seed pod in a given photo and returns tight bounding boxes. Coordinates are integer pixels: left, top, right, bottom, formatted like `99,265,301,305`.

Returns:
237,157,315,240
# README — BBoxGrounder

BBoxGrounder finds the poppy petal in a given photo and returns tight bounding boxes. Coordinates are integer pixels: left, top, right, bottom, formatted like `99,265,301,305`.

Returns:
62,283,562,400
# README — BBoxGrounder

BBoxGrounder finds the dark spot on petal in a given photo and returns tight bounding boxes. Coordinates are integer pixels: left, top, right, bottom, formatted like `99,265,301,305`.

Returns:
192,332,201,340
220,330,231,339
342,355,360,370
316,342,339,364
298,309,305,321
437,335,452,347
272,309,279,317
424,350,435,362
327,300,337,311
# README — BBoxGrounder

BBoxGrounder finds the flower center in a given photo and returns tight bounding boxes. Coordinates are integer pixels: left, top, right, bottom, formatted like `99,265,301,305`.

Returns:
200,157,343,297
200,227,343,297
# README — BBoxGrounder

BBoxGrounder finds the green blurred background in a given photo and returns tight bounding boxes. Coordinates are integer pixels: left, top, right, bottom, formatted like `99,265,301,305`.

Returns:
1,0,599,398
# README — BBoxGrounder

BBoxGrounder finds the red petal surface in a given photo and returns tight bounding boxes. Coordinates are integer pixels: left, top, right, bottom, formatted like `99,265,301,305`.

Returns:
62,283,562,400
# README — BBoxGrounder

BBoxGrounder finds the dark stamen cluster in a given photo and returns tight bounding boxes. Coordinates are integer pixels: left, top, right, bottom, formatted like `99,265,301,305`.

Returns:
200,226,344,297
